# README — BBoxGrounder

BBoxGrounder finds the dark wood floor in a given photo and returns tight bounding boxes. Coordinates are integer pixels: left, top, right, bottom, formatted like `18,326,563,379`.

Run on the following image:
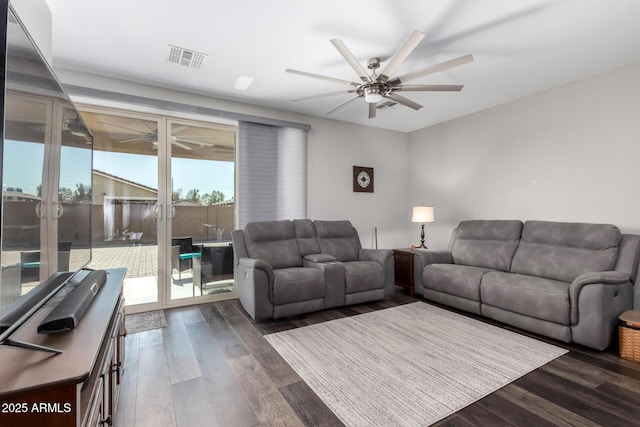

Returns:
115,290,640,427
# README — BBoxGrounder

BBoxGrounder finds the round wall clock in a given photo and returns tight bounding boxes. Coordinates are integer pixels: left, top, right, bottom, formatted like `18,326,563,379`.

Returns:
353,166,374,193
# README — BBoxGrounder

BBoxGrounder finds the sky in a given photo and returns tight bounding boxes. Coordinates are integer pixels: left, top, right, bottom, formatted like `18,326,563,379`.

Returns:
2,140,235,200
94,151,235,200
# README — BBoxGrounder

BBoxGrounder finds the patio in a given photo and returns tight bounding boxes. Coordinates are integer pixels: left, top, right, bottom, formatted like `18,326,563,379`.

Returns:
88,244,235,305
2,244,235,307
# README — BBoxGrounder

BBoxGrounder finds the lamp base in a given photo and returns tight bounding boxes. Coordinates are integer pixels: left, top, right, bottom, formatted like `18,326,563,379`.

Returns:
417,224,428,249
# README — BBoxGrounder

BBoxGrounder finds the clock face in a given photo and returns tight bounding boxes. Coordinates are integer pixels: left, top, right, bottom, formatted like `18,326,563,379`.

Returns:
357,171,371,188
353,166,374,193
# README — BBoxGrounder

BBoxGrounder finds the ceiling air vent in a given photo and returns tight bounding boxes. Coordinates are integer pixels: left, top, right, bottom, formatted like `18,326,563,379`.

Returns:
167,45,207,69
376,100,398,110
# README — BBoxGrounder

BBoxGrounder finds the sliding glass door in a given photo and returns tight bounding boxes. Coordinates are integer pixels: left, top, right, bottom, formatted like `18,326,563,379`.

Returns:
79,106,236,311
81,109,161,308
168,120,236,301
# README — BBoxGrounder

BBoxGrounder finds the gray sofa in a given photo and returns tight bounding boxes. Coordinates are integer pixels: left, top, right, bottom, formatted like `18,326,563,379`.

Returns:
414,220,640,350
232,219,394,320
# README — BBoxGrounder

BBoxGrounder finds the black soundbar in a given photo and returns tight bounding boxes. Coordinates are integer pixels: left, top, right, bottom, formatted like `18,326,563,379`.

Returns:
37,269,107,334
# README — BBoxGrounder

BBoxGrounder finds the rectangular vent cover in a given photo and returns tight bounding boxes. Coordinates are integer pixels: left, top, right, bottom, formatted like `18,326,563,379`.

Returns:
167,45,207,69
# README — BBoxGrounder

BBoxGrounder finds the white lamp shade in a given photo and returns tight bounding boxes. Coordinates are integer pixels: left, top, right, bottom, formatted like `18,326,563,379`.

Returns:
412,206,435,223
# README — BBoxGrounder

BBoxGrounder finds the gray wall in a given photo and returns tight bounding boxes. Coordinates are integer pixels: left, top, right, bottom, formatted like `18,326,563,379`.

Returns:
408,61,640,249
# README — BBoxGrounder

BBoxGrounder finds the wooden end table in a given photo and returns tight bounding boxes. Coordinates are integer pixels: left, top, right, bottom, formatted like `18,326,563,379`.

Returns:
393,248,415,296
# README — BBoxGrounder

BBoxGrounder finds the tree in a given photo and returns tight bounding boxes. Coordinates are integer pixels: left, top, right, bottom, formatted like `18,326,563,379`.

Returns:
74,183,91,201
202,190,225,205
59,187,73,202
172,188,183,202
185,188,200,203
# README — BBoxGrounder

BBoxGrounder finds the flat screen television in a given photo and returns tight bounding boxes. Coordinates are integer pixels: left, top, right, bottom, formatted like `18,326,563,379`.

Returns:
0,4,93,349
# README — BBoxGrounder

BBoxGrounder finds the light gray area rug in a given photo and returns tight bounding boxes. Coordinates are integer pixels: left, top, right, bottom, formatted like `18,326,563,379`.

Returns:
266,302,568,426
125,310,166,334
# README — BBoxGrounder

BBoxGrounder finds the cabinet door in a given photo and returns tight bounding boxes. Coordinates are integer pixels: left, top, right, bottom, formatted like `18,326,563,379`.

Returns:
85,377,104,427
101,344,114,427
115,299,126,388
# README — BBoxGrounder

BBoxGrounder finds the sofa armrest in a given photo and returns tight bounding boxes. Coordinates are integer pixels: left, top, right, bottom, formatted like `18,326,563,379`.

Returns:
236,257,275,321
360,249,395,296
413,249,453,295
572,271,629,288
303,259,346,309
238,257,274,285
569,271,630,324
569,271,634,350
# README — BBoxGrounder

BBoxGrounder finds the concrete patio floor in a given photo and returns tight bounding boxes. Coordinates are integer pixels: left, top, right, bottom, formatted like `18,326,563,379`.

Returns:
3,244,235,307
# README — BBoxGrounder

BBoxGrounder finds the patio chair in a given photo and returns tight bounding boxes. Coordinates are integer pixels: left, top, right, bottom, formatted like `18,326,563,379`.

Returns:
193,243,234,292
171,236,196,279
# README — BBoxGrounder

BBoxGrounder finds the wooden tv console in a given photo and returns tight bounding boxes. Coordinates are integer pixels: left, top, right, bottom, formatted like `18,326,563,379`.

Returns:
0,268,126,427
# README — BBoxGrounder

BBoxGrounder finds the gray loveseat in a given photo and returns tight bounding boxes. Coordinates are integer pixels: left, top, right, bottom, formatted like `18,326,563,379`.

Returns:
232,219,394,320
414,220,640,350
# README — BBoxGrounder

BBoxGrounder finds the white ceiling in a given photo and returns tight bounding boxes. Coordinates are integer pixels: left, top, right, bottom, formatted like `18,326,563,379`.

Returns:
45,0,640,133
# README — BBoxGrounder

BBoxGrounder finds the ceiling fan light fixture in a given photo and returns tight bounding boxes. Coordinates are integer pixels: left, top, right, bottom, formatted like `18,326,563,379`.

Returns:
364,86,383,104
63,118,88,137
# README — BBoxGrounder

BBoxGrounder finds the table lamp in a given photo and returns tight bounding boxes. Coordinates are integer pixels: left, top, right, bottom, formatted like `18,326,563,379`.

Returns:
412,206,435,249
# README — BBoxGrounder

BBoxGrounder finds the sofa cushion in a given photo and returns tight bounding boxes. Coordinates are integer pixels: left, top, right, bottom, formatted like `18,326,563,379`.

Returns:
344,261,384,294
244,220,302,269
273,267,325,305
510,221,621,283
423,264,494,301
314,220,360,262
293,219,321,256
480,271,570,325
451,220,523,271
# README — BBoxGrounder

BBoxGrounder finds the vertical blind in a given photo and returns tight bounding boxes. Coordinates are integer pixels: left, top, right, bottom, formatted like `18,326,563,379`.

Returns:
237,121,308,228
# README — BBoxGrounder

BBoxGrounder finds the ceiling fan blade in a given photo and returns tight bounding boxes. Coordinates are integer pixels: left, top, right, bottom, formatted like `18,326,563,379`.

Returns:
384,93,423,111
395,84,464,92
292,90,356,101
368,103,377,119
172,140,192,151
330,39,371,82
380,31,426,81
118,137,148,144
286,68,359,87
390,54,474,85
176,137,215,147
172,134,215,139
325,95,361,115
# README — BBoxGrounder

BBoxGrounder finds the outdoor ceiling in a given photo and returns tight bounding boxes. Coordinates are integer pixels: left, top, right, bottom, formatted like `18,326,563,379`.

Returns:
45,0,640,133
80,111,236,161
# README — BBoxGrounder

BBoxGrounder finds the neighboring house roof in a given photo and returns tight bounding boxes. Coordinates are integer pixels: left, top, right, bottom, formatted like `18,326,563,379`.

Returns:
2,191,40,202
212,198,234,206
93,169,158,194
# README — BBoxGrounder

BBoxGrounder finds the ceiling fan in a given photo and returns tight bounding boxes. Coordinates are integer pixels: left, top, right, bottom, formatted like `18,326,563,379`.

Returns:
98,120,216,151
286,30,473,118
